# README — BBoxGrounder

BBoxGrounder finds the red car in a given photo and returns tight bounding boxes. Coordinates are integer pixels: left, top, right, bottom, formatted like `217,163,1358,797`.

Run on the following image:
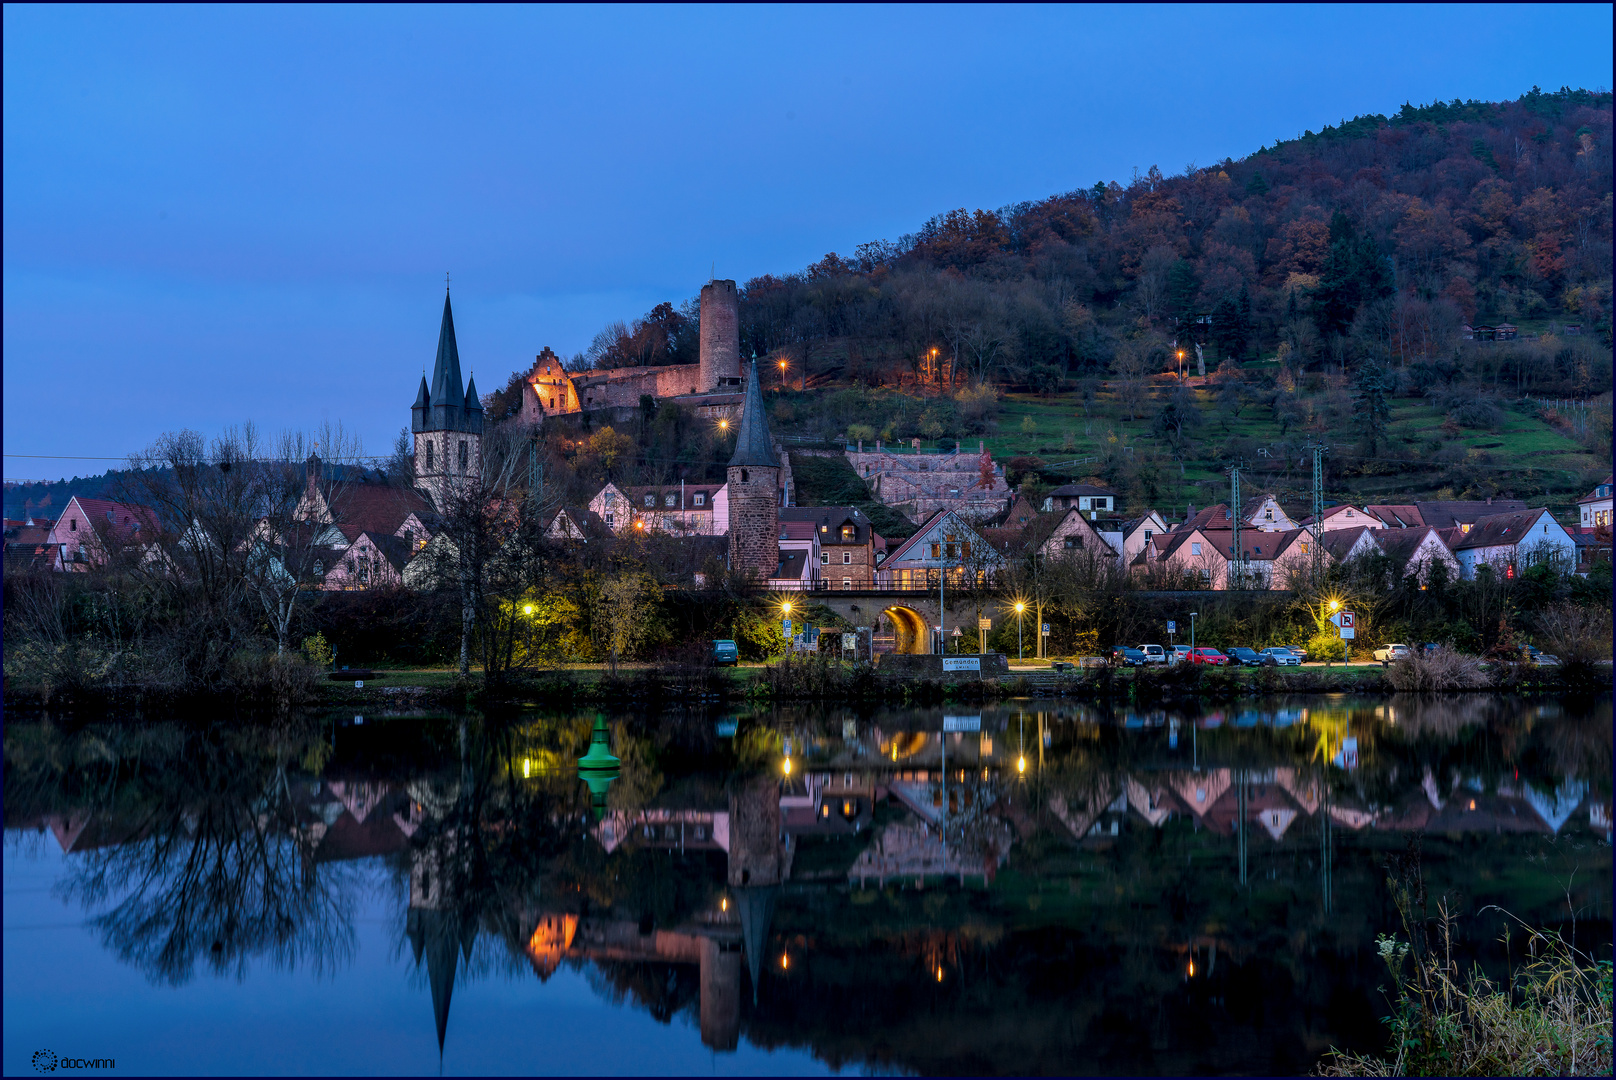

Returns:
1187,647,1229,666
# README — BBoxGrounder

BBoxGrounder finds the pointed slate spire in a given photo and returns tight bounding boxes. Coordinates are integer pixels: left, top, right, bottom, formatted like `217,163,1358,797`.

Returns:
463,374,483,415
429,291,465,411
727,360,778,470
735,885,777,1006
411,375,430,434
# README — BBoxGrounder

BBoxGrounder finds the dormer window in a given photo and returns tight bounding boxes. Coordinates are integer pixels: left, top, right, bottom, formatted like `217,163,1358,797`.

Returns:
694,493,705,507
644,495,655,508
665,494,677,507
841,526,855,541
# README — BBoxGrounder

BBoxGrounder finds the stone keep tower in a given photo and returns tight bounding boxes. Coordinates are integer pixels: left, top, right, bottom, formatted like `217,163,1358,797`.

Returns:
410,290,484,509
699,279,741,393
726,360,779,578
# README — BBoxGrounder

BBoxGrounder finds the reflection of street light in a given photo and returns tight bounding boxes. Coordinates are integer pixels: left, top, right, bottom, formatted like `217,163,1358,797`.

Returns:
1014,601,1026,660
783,755,793,777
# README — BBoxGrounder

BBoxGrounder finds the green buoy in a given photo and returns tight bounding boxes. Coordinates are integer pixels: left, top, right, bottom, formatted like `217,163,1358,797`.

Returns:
578,717,621,821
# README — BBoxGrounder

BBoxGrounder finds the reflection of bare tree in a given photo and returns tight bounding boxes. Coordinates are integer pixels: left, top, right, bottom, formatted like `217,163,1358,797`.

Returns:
941,777,1012,869
62,768,361,986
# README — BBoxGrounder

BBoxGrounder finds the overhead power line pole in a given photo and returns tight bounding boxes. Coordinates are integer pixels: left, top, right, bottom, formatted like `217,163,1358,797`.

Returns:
1230,465,1242,589
1310,444,1327,585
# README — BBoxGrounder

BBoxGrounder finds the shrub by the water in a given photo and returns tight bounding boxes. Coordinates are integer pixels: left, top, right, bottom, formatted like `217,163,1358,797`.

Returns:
1385,648,1489,691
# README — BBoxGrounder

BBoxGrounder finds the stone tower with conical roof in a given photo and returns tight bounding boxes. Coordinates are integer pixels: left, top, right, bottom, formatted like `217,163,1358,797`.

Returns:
726,360,780,578
411,290,484,508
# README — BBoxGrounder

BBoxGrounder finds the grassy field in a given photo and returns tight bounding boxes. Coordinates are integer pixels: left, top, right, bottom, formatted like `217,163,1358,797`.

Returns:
833,369,1609,519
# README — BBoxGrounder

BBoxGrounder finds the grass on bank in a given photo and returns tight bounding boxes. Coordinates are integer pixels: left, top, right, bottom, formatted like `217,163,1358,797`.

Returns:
1315,912,1613,1077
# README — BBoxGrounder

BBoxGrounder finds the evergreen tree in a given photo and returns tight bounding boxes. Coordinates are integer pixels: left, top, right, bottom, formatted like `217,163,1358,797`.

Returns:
1210,294,1243,359
1236,284,1253,357
1166,260,1200,329
1314,212,1393,337
1352,364,1396,457
1244,171,1269,196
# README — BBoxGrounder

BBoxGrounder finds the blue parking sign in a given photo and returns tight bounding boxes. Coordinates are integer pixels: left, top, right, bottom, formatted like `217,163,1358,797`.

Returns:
1167,620,1176,633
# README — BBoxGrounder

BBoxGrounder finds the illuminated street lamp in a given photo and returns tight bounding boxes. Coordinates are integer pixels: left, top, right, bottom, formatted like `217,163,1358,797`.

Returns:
1014,601,1026,661
523,604,535,615
1177,348,1186,383
778,357,789,390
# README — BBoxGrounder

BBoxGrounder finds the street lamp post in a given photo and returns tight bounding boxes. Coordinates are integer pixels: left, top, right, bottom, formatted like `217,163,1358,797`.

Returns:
1014,601,1026,661
1190,612,1198,655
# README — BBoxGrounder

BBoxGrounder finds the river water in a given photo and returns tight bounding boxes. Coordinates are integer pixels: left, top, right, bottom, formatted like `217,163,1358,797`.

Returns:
4,694,1610,1076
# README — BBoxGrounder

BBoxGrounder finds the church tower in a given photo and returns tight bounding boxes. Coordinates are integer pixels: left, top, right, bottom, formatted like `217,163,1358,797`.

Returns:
726,360,780,578
411,290,484,508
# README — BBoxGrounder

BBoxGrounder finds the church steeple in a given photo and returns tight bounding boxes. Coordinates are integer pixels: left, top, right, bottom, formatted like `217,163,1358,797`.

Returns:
429,290,464,412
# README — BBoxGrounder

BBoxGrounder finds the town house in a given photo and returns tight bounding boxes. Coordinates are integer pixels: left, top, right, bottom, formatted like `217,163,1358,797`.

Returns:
1447,508,1576,579
778,506,886,589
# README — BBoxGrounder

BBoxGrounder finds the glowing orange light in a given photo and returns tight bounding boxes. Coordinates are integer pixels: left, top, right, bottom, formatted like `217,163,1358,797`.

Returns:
720,897,728,912
936,968,944,982
780,954,790,970
1188,961,1196,977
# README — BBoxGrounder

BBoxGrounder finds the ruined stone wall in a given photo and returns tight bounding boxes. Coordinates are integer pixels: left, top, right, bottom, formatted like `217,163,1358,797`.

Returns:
847,443,1007,522
699,280,741,393
726,463,779,579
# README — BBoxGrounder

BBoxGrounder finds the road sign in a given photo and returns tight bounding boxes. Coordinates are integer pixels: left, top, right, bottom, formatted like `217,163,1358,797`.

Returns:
842,633,858,651
942,657,980,672
781,619,792,639
979,618,992,629
1042,623,1050,634
1167,620,1177,633
943,714,981,731
1339,611,1356,640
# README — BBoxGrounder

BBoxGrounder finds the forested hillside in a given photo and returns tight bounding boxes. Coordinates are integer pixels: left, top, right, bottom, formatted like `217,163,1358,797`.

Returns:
497,87,1611,519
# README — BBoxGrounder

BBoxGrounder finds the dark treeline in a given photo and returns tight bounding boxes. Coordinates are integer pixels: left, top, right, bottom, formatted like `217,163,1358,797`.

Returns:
574,88,1612,398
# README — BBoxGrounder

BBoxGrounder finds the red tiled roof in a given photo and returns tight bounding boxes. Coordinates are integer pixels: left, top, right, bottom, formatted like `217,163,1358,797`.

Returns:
1450,508,1554,551
327,483,434,536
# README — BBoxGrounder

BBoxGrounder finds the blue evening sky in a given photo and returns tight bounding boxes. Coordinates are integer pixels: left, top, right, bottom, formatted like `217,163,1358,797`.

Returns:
4,4,1611,475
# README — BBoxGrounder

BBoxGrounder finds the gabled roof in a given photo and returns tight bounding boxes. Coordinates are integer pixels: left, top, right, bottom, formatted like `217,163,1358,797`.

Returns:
1366,504,1423,528
63,497,159,534
1410,500,1529,530
779,506,877,545
1577,474,1614,504
779,521,817,540
1047,483,1118,498
728,360,778,470
546,506,612,541
1372,526,1445,567
1450,508,1554,551
882,508,997,565
1193,527,1308,562
773,549,809,580
1320,525,1376,562
1300,503,1372,525
328,482,435,537
1121,511,1167,536
621,483,726,511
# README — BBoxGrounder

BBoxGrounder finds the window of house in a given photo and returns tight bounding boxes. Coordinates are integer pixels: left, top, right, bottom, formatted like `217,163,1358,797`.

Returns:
1143,529,1153,541
458,440,468,472
424,440,434,470
1264,509,1273,521
842,552,852,564
842,525,855,541
403,529,414,549
666,494,677,507
644,495,655,508
1191,542,1202,555
694,493,705,506
740,469,749,483
843,577,852,588
930,542,941,558
604,512,614,526
820,553,829,564
313,561,324,576
70,519,77,532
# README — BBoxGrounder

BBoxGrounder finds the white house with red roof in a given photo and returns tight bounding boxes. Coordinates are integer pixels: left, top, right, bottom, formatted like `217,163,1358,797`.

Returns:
876,509,1003,589
45,496,159,570
1299,504,1384,532
1448,508,1575,579
1577,474,1612,528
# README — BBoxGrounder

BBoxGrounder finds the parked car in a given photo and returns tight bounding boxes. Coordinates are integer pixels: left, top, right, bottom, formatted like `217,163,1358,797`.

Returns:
1134,644,1168,664
1170,645,1192,665
1373,643,1411,666
1225,647,1272,667
1110,646,1148,667
711,639,739,666
1259,647,1301,666
1187,647,1229,666
1288,646,1309,662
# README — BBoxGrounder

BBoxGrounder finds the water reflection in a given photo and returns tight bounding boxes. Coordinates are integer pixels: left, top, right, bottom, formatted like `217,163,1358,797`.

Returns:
4,695,1610,1076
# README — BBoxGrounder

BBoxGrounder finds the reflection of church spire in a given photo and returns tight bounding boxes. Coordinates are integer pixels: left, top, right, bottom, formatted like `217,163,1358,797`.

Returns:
406,907,476,1056
734,885,777,1006
407,837,477,1059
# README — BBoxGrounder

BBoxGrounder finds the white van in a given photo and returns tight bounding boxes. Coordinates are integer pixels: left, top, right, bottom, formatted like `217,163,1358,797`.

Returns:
1135,644,1168,664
